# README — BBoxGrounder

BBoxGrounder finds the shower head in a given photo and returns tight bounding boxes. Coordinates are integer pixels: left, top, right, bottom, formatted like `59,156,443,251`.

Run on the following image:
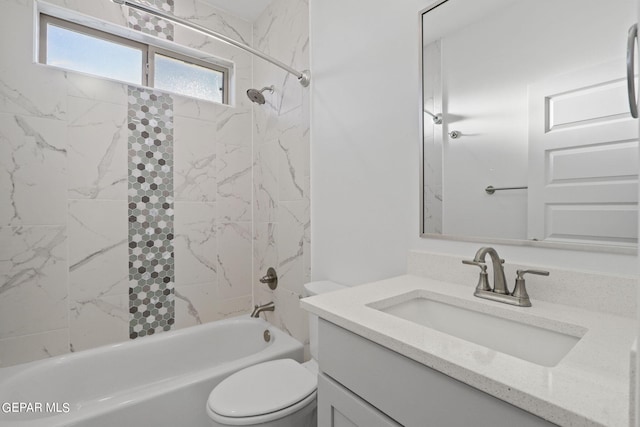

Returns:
246,86,274,105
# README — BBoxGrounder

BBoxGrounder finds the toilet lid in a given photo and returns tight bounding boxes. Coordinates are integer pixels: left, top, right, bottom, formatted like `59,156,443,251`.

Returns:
208,359,317,418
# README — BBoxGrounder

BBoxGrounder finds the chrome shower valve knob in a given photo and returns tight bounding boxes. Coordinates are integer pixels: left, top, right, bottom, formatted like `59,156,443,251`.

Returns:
259,267,278,290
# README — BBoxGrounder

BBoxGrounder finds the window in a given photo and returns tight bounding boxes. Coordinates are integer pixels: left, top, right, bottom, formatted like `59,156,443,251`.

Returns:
151,48,226,105
39,14,229,104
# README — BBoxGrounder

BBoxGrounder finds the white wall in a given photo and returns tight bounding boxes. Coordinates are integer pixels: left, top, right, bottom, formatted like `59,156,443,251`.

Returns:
310,0,638,286
310,0,420,285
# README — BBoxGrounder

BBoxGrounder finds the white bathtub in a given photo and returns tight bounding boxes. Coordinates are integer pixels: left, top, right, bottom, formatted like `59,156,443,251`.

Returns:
0,316,303,427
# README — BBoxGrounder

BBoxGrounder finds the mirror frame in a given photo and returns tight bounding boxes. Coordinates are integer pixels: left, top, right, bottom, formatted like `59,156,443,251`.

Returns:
418,0,636,255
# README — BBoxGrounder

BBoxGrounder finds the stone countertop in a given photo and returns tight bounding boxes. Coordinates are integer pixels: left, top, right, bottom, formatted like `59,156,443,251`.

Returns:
300,275,636,427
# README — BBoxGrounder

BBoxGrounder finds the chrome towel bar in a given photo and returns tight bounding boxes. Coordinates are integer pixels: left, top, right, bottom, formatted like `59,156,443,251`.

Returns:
485,185,528,195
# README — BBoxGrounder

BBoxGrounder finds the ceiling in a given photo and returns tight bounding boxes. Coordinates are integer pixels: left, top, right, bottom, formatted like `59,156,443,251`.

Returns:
199,0,274,22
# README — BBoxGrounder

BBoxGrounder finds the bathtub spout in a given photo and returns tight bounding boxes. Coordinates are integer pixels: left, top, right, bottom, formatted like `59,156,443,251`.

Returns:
251,301,275,318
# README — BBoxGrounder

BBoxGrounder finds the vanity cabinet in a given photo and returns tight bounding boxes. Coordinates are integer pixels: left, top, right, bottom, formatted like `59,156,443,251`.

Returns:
318,374,400,427
317,319,555,427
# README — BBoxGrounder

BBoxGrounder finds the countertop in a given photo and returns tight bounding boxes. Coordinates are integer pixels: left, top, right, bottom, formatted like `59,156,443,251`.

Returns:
300,274,636,427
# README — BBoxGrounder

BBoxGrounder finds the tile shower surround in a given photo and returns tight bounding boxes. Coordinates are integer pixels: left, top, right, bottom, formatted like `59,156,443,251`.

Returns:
1,0,253,366
250,0,312,355
127,87,175,338
0,0,311,367
128,0,175,41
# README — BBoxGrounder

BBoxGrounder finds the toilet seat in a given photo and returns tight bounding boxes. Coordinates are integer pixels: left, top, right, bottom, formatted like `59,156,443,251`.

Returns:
207,359,317,426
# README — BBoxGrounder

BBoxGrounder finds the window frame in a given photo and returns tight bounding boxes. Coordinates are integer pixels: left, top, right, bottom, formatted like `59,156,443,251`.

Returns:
148,46,229,104
39,14,148,85
39,13,229,104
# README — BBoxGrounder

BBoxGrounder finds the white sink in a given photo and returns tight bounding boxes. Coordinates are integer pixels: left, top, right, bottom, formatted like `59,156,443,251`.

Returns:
371,295,583,367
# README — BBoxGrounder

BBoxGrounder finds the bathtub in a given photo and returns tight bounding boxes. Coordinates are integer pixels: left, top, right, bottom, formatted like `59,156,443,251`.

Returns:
0,316,303,427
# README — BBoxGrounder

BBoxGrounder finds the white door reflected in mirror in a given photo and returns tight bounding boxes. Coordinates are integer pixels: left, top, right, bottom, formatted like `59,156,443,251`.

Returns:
421,0,639,251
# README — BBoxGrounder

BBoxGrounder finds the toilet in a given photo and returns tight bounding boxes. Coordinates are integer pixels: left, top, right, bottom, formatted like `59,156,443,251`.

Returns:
206,281,346,427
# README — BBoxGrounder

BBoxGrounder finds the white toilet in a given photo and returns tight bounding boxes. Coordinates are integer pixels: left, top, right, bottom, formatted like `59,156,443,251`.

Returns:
206,281,345,427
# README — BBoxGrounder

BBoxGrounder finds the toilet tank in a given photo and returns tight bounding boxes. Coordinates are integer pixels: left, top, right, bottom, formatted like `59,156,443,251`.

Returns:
303,281,346,360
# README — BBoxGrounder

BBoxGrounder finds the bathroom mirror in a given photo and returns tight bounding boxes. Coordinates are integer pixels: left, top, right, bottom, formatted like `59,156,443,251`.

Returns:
421,0,639,253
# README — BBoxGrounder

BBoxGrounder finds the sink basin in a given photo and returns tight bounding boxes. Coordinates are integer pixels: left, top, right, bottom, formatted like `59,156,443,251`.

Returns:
370,295,583,367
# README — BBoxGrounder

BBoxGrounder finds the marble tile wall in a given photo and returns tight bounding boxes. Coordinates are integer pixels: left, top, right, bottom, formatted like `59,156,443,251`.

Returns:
423,41,443,234
251,0,312,357
0,0,254,366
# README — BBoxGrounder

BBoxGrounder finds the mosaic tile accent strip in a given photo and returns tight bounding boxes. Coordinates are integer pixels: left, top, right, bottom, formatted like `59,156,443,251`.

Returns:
127,86,175,339
128,0,175,41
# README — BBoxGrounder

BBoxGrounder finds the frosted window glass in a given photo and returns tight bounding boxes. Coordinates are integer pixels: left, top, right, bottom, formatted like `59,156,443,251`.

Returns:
46,24,143,85
154,54,224,103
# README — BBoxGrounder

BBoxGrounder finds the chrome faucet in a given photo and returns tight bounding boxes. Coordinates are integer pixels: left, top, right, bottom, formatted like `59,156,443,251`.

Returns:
250,301,275,318
462,247,549,307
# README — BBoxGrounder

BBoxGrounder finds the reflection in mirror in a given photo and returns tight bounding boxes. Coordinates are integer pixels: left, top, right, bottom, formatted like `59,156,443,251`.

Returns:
421,0,639,251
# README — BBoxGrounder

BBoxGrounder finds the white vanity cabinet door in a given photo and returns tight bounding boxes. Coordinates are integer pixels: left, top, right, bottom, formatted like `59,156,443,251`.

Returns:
317,374,401,427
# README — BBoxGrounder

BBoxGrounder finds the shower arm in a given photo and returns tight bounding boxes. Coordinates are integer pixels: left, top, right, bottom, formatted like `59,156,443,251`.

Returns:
423,109,443,124
111,0,311,87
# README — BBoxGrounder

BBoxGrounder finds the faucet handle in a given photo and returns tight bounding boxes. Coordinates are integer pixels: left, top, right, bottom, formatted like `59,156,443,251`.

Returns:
516,269,550,279
462,259,486,269
462,260,491,292
511,269,550,306
259,267,278,290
